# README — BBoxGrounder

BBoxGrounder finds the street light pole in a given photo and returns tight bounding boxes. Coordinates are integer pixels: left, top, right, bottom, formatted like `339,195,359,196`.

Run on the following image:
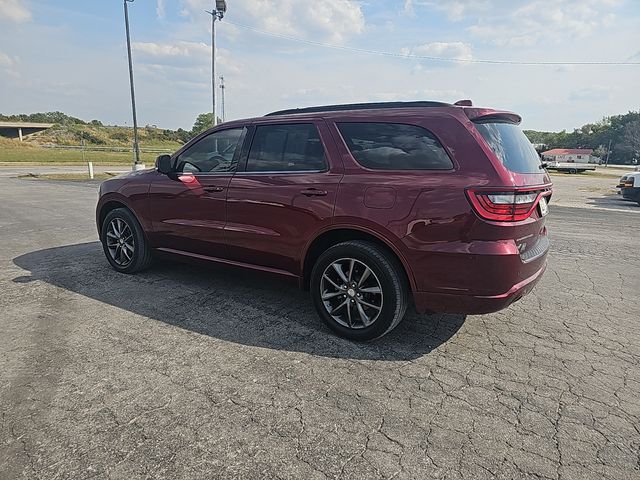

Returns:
205,1,227,128
124,0,141,168
211,10,216,127
219,75,225,122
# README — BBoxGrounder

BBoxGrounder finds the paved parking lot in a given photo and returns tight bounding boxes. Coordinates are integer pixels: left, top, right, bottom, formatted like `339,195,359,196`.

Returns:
1,173,639,479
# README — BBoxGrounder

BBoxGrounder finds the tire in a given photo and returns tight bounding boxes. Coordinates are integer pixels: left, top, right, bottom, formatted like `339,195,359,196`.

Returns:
100,207,153,273
310,240,409,341
569,168,577,174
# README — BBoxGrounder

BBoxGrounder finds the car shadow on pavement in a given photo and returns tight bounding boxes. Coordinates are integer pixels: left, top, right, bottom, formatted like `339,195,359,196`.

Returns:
12,242,466,361
585,194,639,210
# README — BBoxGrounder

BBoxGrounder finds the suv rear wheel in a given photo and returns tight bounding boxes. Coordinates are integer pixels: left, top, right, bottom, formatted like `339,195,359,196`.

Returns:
310,240,409,341
101,207,153,273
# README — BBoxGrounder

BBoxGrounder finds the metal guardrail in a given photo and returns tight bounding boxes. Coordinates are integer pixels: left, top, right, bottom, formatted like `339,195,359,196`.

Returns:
39,144,175,154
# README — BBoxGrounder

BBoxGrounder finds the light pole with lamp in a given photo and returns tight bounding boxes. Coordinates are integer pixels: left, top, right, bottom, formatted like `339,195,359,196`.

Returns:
124,0,143,170
205,0,227,128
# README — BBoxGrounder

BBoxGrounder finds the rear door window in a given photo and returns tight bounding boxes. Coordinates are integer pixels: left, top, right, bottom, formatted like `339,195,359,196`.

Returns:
246,123,327,172
336,122,453,170
474,122,543,174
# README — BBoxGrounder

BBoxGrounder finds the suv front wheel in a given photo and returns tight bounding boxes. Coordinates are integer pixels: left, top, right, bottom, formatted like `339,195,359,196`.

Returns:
310,240,409,341
101,207,153,274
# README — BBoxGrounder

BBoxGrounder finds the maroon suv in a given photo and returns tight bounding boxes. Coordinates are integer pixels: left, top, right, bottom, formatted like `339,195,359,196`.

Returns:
97,101,551,340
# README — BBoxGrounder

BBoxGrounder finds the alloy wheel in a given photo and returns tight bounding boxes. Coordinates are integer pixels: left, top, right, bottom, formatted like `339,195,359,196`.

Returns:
320,258,384,329
105,217,135,267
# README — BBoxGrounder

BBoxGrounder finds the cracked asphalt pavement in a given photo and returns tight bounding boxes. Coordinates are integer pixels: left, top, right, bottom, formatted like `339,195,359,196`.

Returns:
1,175,639,479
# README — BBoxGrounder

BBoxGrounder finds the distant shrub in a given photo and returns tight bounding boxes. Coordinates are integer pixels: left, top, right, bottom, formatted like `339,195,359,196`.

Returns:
77,130,105,145
109,131,131,143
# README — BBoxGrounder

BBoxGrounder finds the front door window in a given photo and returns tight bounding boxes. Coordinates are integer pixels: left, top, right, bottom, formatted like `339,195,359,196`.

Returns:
176,128,245,174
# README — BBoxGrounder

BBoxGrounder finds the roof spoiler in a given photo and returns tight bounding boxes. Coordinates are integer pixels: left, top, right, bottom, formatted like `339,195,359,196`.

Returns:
464,108,522,125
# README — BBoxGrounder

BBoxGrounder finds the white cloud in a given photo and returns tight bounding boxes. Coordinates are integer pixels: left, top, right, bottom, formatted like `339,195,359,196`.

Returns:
401,0,415,16
0,51,20,78
401,41,473,65
156,0,166,20
465,0,623,47
410,0,623,47
180,0,364,44
439,1,471,21
133,41,243,78
415,1,489,21
0,0,31,23
133,41,209,59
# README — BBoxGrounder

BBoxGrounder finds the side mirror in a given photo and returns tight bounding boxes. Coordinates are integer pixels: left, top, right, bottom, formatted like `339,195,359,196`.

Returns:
155,154,173,174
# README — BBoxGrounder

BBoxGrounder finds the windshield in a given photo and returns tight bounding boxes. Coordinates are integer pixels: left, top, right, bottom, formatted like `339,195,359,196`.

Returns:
474,122,543,174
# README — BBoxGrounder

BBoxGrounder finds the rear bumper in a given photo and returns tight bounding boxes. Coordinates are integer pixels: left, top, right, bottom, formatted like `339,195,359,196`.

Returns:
622,186,639,202
413,259,547,315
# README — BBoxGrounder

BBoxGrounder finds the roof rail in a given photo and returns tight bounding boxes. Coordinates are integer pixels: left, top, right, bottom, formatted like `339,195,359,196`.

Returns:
265,100,453,117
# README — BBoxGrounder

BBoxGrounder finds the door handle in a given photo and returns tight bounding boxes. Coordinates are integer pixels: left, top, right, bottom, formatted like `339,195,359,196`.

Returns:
300,188,328,197
203,186,224,193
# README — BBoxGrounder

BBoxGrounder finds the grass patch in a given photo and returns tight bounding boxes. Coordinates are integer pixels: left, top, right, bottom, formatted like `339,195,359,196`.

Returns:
0,145,159,165
18,172,120,181
24,123,186,148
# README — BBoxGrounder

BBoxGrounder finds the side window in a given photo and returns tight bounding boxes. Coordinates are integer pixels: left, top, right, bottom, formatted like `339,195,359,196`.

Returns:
337,122,453,170
246,123,327,172
176,128,245,173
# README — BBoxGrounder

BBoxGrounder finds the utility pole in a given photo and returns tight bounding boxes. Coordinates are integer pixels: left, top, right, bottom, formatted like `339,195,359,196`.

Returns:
205,1,227,128
219,75,225,123
124,0,142,169
604,139,612,167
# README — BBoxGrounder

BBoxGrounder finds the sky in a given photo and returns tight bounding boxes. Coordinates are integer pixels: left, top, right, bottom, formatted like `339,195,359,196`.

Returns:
1,0,639,132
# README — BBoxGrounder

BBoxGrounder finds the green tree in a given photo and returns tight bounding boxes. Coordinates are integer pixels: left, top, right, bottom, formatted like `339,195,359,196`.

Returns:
615,120,640,163
191,113,214,136
0,111,86,125
524,110,640,164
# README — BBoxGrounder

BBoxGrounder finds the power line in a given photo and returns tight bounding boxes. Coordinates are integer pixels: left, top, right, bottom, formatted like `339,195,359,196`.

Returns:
224,20,640,66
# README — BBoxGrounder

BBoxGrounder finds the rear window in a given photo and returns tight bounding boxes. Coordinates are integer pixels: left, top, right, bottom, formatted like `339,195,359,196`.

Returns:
337,122,453,170
474,122,543,174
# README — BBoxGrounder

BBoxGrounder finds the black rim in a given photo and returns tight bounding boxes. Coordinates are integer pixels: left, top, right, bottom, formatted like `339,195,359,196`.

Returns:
319,257,384,329
105,218,135,267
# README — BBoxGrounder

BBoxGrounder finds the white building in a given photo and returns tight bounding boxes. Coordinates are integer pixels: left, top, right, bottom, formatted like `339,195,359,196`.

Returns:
542,148,594,164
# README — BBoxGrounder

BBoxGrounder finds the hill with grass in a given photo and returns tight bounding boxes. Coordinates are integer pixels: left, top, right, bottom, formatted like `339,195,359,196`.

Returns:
0,111,190,149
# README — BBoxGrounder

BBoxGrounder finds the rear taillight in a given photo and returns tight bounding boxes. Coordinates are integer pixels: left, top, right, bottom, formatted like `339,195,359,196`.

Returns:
467,188,549,222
